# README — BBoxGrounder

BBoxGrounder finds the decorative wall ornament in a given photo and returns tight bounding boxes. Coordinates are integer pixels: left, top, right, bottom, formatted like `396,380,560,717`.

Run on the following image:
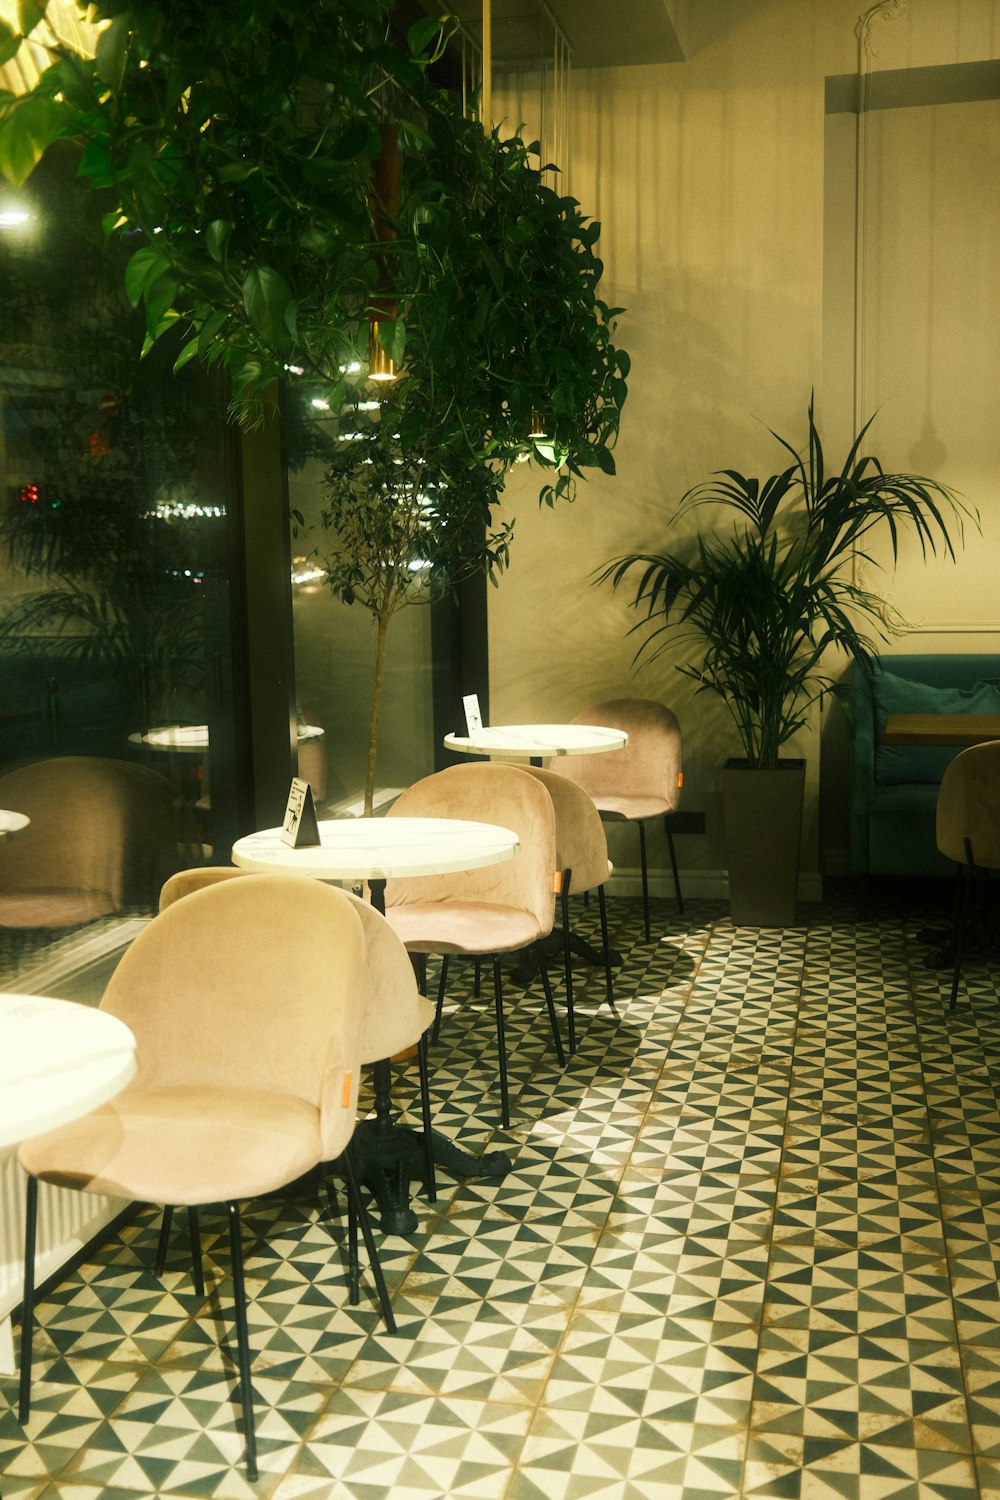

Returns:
855,0,907,61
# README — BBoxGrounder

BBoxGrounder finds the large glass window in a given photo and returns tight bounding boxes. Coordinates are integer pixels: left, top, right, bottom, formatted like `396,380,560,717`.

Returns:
0,144,239,994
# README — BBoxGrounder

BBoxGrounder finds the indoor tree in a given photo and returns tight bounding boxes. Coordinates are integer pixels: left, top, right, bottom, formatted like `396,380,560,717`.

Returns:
0,0,629,808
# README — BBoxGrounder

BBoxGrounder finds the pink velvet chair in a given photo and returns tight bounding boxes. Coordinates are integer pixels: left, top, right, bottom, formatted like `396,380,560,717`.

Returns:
384,762,561,1129
550,699,684,940
157,866,436,1300
523,765,616,1052
18,875,369,1482
935,741,1000,1010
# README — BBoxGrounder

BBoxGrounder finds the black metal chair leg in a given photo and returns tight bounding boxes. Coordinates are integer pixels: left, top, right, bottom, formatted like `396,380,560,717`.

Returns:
560,869,576,1053
493,955,510,1128
226,1202,258,1483
596,884,617,1011
417,1033,436,1202
638,820,651,939
951,842,976,1010
665,814,684,915
342,1146,397,1335
188,1207,205,1298
18,1173,38,1423
154,1205,173,1277
473,958,482,997
432,954,450,1042
338,1158,361,1302
535,941,564,1066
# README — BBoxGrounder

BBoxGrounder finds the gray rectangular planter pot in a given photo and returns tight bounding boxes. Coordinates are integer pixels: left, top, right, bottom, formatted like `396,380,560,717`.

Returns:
722,759,806,927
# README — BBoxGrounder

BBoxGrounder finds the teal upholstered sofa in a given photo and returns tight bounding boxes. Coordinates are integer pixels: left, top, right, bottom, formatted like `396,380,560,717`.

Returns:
850,653,1000,879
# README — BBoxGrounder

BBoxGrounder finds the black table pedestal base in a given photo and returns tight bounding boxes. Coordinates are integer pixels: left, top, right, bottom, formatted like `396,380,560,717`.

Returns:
351,1117,512,1236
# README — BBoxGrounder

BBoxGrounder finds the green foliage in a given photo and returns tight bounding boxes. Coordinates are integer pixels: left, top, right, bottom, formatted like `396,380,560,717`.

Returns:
0,0,629,807
319,417,512,622
598,399,972,770
0,0,626,502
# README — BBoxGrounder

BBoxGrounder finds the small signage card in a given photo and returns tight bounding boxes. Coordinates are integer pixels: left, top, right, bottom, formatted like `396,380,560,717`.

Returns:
281,777,320,848
463,693,483,736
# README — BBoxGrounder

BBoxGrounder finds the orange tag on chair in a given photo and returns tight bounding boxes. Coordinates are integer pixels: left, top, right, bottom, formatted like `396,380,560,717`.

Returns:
341,1071,353,1107
552,871,562,894
678,771,684,788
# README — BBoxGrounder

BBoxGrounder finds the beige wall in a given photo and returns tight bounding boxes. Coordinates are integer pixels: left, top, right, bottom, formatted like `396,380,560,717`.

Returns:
488,0,1000,895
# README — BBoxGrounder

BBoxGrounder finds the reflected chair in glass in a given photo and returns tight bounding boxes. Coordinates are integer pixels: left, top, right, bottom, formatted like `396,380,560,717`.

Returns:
156,866,435,1312
384,762,561,1129
935,741,1000,1010
550,699,684,941
17,875,370,1481
523,765,616,1053
0,754,181,933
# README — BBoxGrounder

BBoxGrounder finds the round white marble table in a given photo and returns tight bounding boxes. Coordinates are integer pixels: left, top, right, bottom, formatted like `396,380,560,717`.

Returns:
0,810,29,841
131,723,324,752
0,993,137,1152
232,815,519,891
444,722,628,765
231,815,520,1234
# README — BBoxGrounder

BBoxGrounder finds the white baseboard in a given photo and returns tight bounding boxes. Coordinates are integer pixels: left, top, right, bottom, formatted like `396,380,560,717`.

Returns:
606,867,825,903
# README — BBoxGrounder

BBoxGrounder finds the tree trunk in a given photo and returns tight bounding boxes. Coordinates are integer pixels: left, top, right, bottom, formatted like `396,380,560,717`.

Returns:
365,608,391,816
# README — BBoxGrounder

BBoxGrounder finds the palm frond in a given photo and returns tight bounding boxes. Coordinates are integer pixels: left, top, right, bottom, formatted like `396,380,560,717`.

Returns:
597,399,974,768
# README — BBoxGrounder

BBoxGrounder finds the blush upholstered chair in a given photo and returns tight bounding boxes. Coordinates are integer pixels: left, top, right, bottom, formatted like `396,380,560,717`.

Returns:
550,699,684,940
17,875,370,1481
384,762,561,1128
523,765,616,1052
0,755,180,930
156,866,436,1306
935,741,1000,1010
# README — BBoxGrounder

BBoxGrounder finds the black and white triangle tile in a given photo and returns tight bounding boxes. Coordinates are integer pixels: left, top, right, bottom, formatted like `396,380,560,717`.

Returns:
5,889,1000,1498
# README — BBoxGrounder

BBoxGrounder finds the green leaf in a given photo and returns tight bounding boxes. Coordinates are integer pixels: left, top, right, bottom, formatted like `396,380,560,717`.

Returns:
197,307,228,354
124,246,172,308
17,1,46,34
407,14,446,55
242,265,293,345
95,12,130,90
378,316,406,365
172,336,202,374
0,91,61,186
205,218,231,265
0,19,19,66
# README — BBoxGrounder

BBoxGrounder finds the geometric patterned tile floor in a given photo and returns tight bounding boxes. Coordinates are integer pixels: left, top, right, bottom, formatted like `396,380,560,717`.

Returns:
3,884,1000,1500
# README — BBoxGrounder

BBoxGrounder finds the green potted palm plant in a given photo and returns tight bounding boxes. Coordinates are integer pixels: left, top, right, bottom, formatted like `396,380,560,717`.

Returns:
599,398,970,925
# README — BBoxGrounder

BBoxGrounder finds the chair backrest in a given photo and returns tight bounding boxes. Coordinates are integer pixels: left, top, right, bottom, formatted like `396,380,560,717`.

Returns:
159,867,434,1065
384,762,556,932
936,741,1000,870
550,699,682,806
522,765,611,896
341,889,436,1060
0,755,180,926
104,874,367,1159
159,865,248,910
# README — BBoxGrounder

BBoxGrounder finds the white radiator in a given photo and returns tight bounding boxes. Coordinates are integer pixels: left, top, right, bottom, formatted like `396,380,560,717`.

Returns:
0,1149,122,1375
0,917,145,1377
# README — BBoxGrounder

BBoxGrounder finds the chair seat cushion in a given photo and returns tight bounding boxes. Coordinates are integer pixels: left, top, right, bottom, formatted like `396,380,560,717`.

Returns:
18,1085,323,1205
385,902,543,956
592,795,672,822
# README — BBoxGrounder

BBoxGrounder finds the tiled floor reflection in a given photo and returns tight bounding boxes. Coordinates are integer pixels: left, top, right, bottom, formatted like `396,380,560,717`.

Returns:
3,884,1000,1499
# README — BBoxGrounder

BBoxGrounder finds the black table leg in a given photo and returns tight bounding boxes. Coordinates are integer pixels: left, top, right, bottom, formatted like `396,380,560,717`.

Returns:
354,879,512,1236
351,1059,512,1234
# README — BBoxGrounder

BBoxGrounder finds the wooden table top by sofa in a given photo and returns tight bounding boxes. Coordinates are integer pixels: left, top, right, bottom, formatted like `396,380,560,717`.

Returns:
882,713,1000,747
